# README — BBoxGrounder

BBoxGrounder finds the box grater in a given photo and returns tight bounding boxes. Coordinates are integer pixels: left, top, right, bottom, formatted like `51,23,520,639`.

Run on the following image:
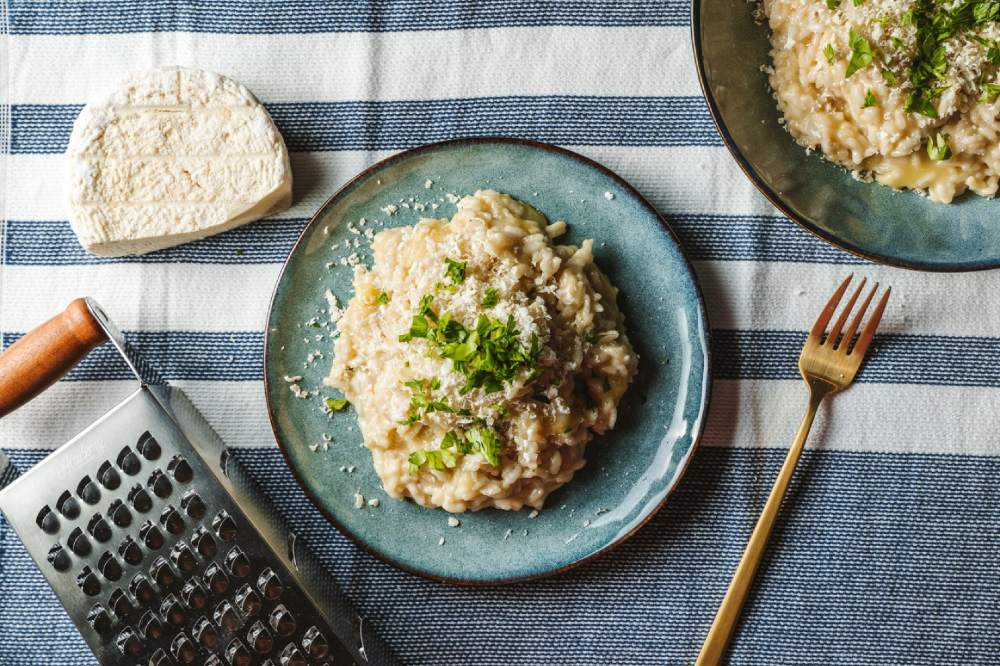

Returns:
0,298,399,666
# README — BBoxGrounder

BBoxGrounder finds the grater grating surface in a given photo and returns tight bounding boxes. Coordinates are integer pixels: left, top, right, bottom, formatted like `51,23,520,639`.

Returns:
0,385,384,666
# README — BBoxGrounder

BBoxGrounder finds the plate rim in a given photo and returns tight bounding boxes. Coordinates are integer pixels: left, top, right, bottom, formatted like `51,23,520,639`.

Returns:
690,0,1000,273
263,136,714,585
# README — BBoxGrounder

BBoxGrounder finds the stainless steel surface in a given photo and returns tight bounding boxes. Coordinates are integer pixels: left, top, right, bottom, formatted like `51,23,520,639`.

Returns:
0,299,398,666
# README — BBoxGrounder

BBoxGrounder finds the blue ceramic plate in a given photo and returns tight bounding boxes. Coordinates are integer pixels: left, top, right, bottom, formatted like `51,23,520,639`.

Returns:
693,1,1000,271
264,138,711,584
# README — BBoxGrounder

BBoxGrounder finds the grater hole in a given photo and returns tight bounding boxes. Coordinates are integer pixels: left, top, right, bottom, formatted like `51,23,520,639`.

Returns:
140,521,165,550
67,526,91,556
127,484,152,513
192,527,218,559
115,627,142,657
116,446,141,476
168,454,194,483
148,469,172,499
97,460,120,490
137,431,161,460
139,610,165,641
36,505,59,534
181,578,209,610
280,642,307,666
302,625,330,660
47,543,70,571
109,589,133,619
76,475,100,505
160,593,186,626
193,615,219,650
214,599,242,634
224,546,251,578
76,566,101,596
56,490,80,519
159,505,184,535
149,648,171,666
97,551,122,582
170,632,197,664
128,573,155,607
107,499,132,528
247,620,274,654
86,604,112,634
269,604,295,637
87,513,112,542
225,637,253,666
118,536,143,566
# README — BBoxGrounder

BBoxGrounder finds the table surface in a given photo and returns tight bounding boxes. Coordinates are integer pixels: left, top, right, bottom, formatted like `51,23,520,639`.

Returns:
2,2,1000,664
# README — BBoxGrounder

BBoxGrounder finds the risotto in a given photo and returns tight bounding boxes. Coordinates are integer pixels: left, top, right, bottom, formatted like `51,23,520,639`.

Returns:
325,190,638,513
763,0,1000,202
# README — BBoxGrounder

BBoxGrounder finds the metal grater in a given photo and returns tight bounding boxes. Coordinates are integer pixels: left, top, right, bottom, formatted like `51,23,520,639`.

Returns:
0,299,398,666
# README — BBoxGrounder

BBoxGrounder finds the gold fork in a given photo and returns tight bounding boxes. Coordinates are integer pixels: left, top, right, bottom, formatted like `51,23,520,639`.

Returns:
696,274,891,665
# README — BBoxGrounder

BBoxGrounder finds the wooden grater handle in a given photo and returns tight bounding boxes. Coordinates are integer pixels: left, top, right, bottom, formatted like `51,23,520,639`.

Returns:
0,298,108,417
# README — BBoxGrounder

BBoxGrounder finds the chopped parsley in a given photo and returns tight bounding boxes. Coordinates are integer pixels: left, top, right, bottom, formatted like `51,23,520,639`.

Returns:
408,448,458,474
398,295,541,394
926,133,952,161
881,69,898,86
852,0,864,6
863,89,878,107
444,258,466,285
823,44,836,64
904,0,1000,113
376,291,390,305
890,36,905,49
825,0,841,8
408,426,503,473
482,287,499,308
398,378,465,425
325,398,349,412
845,28,873,78
980,81,1000,102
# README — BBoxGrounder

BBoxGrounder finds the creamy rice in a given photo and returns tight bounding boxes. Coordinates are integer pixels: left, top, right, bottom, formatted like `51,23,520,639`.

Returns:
764,0,1000,202
326,190,637,513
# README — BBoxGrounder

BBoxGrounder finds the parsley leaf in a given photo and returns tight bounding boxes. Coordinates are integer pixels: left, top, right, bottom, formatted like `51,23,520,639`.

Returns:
824,44,836,64
444,258,466,285
904,88,942,118
376,291,390,305
825,0,840,8
853,0,864,6
863,89,878,107
398,296,542,395
482,287,499,308
846,28,873,78
881,69,898,85
325,398,349,412
465,427,502,466
926,133,952,161
989,45,1000,66
980,82,1000,103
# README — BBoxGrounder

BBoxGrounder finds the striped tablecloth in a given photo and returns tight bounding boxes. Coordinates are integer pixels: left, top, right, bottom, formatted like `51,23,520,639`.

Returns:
3,2,1000,664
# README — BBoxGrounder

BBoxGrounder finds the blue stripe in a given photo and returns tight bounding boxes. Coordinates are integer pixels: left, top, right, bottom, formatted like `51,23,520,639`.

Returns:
3,219,308,265
2,446,999,664
1,329,996,388
10,97,720,154
7,0,689,35
3,215,865,267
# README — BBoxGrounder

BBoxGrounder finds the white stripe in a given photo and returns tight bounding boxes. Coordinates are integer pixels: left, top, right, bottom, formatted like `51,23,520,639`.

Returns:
7,27,699,104
4,378,999,458
5,146,771,221
2,263,281,331
703,379,1000,457
0,380,273,451
694,260,1000,338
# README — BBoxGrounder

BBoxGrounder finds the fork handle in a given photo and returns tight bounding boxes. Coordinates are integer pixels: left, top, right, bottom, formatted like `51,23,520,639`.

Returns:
695,389,827,665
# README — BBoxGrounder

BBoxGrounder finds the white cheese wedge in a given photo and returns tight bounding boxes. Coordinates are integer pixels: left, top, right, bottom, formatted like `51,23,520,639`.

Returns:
66,66,292,256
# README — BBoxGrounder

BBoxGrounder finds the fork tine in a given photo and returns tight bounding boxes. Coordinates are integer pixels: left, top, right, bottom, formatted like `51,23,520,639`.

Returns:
850,286,891,357
809,274,853,341
828,277,866,349
841,281,879,350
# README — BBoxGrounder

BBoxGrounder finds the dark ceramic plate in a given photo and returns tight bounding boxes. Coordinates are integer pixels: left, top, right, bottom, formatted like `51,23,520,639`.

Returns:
264,138,711,584
693,1,1000,271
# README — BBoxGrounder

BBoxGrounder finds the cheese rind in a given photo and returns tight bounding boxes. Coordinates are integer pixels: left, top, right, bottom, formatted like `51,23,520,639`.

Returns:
66,66,292,257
